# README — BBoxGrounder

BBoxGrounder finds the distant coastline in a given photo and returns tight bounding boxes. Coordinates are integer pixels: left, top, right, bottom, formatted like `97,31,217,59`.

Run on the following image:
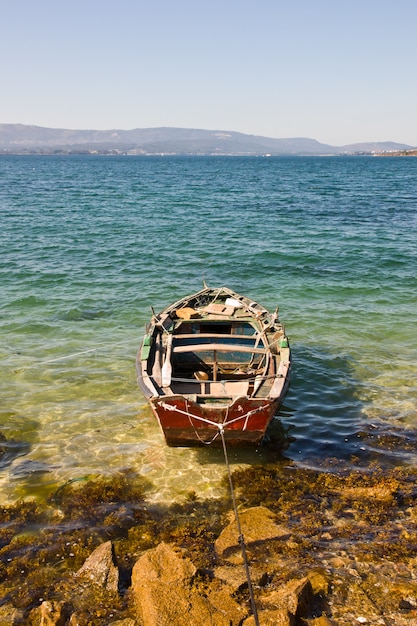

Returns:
374,149,417,157
1,123,415,157
1,147,415,157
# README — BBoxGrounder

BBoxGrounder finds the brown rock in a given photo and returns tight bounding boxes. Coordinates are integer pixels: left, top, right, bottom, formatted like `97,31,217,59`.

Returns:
263,577,313,616
214,564,248,590
132,541,196,585
0,604,25,626
244,576,315,625
215,506,291,562
131,542,244,625
203,585,247,624
303,617,336,626
132,543,196,625
307,570,330,596
29,600,70,625
75,540,119,592
243,608,294,626
340,484,398,502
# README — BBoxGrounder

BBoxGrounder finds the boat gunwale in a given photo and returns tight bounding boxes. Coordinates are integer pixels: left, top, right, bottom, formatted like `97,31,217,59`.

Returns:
152,286,269,320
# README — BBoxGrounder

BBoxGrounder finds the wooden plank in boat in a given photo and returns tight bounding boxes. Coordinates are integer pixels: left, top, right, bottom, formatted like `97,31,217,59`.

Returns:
201,303,235,316
173,343,267,354
175,307,199,319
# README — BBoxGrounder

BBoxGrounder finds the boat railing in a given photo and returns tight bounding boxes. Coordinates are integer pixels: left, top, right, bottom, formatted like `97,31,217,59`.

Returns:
172,343,267,354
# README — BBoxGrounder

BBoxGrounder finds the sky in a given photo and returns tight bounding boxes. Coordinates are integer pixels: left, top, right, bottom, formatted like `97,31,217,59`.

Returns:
1,0,416,146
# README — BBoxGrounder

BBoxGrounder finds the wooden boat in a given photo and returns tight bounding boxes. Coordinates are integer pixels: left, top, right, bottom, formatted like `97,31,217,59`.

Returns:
136,285,291,446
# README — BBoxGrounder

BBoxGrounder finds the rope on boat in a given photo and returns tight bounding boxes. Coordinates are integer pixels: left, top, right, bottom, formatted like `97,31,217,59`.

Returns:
169,373,280,384
184,398,222,445
161,389,262,621
220,427,260,626
157,400,270,432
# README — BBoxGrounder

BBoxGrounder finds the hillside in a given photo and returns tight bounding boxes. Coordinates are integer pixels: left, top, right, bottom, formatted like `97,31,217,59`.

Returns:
0,124,413,156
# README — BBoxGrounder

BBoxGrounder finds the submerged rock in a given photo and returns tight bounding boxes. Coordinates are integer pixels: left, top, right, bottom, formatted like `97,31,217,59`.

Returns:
29,599,71,626
0,603,25,625
0,433,31,469
75,540,119,592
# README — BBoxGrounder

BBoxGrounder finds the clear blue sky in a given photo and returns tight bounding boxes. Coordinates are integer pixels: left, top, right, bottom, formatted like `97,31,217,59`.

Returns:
1,0,416,146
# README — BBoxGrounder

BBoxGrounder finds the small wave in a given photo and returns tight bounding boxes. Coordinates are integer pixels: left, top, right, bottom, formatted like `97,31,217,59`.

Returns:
61,308,109,321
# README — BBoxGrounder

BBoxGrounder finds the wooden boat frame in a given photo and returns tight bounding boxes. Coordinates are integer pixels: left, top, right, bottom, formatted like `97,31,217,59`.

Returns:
136,286,291,446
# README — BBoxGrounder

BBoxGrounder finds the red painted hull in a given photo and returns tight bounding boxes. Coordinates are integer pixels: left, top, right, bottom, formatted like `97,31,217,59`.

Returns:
150,395,281,446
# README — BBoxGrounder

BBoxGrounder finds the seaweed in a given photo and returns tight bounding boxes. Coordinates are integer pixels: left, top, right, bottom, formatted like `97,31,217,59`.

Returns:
0,464,415,622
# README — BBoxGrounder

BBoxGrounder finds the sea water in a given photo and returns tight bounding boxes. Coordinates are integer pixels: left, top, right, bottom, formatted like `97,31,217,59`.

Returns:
1,155,416,503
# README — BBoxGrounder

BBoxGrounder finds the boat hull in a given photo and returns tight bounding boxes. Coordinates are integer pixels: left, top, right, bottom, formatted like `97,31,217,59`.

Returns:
149,393,287,446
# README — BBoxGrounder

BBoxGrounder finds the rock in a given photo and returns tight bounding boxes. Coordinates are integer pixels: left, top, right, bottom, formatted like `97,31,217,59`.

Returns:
262,577,313,616
340,484,398,502
307,570,330,596
28,600,70,625
399,598,414,610
215,506,291,562
243,608,293,626
244,576,315,626
131,542,245,625
214,564,248,591
303,617,336,626
133,541,196,585
75,540,119,592
204,585,247,624
0,604,25,625
131,542,198,625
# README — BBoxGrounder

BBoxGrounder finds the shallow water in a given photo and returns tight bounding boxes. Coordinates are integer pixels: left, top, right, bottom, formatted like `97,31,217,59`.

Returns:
1,155,416,502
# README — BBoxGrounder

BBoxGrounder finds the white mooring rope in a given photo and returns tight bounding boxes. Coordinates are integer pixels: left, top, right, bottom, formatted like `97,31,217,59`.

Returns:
219,427,260,625
160,396,261,620
13,338,134,373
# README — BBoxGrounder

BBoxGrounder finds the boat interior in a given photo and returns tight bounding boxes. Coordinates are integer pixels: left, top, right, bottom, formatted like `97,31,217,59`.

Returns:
150,319,280,399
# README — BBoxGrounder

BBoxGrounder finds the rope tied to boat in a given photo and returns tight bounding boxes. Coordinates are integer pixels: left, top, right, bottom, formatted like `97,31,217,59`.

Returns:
184,398,222,445
157,394,263,620
13,337,135,373
157,400,271,431
219,427,260,625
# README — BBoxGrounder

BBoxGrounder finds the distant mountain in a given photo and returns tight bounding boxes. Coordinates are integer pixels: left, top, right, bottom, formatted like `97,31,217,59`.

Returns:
0,124,413,156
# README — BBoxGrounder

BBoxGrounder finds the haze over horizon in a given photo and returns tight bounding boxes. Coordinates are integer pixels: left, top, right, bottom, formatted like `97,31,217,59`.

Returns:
2,0,416,147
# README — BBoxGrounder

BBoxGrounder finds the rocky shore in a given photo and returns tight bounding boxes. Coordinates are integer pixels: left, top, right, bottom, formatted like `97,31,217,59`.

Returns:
0,462,416,625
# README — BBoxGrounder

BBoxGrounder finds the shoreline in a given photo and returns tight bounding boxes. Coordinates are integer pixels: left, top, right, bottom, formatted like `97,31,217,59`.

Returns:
0,462,416,624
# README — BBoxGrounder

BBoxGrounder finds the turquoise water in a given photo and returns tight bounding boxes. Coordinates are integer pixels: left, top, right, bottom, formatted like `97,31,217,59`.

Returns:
1,155,416,502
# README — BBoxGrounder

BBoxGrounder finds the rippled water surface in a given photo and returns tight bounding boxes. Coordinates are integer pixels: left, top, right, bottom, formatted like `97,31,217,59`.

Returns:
1,155,416,502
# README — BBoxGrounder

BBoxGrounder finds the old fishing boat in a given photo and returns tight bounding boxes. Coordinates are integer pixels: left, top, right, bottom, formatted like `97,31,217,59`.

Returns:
136,285,291,446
